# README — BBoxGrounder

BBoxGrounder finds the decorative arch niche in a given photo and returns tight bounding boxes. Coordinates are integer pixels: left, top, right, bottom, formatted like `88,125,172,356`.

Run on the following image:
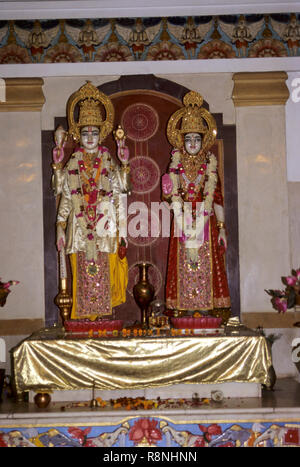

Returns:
42,74,239,326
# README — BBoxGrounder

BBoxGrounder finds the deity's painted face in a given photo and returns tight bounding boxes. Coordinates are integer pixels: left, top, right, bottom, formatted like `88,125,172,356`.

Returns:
184,132,202,155
80,126,100,152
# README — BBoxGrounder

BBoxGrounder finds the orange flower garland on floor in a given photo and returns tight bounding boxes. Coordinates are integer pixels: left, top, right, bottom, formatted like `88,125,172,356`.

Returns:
59,396,211,411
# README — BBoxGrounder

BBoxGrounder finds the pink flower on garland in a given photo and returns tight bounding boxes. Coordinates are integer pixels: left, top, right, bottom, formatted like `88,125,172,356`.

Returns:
78,161,85,172
89,178,96,187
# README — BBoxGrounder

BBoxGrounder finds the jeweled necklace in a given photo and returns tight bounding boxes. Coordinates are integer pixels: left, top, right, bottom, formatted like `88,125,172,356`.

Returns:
181,149,206,176
178,150,207,200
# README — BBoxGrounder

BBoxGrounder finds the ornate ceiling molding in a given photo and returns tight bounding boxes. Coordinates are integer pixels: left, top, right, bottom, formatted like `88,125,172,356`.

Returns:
0,14,300,67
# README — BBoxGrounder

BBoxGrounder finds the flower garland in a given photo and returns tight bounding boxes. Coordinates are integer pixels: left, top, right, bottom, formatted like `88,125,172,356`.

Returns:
59,395,210,411
167,149,218,260
202,151,218,216
67,146,113,261
169,149,218,216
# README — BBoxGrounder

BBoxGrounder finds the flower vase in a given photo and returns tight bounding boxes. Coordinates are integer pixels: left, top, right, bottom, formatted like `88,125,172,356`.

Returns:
34,392,51,409
133,263,155,328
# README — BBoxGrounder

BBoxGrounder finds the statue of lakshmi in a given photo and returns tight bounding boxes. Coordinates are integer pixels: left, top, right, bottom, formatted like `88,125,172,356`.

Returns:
162,91,231,314
52,82,130,320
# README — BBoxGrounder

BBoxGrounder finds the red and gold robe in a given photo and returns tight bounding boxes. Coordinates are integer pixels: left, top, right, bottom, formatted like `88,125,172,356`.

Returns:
165,154,230,312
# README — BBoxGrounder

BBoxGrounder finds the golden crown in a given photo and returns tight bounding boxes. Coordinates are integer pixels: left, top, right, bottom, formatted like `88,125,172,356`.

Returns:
180,106,207,134
78,98,103,128
180,91,207,134
67,81,114,143
167,90,217,151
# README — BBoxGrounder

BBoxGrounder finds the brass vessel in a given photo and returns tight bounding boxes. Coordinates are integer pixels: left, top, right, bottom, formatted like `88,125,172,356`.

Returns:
34,392,51,409
133,263,155,328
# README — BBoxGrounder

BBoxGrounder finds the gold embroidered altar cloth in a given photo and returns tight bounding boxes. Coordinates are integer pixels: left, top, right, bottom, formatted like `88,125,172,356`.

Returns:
12,332,273,394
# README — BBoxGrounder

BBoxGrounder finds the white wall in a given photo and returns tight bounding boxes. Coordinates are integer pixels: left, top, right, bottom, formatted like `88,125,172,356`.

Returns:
0,112,45,321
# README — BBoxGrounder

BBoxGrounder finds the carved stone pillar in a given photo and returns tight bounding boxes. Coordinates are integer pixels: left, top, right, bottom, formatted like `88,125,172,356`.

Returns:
232,72,291,327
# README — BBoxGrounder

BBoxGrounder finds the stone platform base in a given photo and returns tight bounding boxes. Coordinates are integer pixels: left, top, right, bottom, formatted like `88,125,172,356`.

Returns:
1,379,300,447
28,381,261,403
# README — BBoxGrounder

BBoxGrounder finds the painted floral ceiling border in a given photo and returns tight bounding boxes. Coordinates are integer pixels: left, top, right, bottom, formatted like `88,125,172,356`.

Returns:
0,13,300,64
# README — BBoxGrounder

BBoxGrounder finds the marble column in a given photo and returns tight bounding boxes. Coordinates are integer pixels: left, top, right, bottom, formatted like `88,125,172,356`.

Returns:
232,72,291,324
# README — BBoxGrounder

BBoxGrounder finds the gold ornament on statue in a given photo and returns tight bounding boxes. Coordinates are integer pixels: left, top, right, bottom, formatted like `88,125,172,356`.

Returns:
167,90,217,151
54,278,73,324
67,81,114,143
113,124,125,141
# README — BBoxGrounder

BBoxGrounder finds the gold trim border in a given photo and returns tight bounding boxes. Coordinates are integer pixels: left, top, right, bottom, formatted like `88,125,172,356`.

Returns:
232,72,289,107
0,78,45,112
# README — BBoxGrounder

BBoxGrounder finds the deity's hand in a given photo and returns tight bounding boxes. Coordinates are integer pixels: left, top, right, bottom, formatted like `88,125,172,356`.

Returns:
52,145,66,164
179,232,188,243
56,223,66,251
117,139,129,165
53,126,67,164
162,173,173,196
218,227,227,255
